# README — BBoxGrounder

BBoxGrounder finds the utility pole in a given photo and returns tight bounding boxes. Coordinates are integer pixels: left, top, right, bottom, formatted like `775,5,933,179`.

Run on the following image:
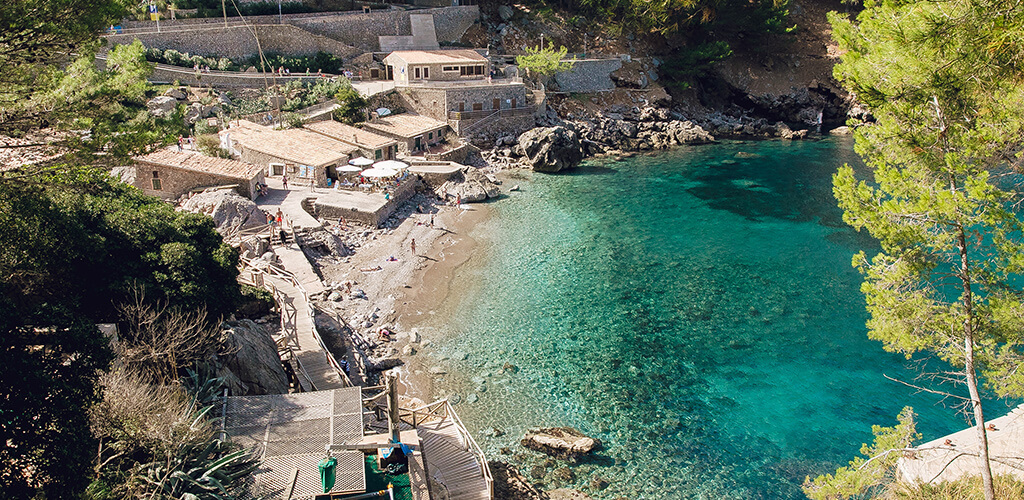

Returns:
222,0,228,27
278,0,282,24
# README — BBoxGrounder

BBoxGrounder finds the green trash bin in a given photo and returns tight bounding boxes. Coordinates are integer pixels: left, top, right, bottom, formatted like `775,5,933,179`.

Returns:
318,456,337,493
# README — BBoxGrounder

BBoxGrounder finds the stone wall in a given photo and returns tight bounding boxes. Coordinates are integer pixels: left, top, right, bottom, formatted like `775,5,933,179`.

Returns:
106,24,360,61
461,113,534,144
396,87,449,120
442,84,527,113
148,64,325,87
314,177,417,227
113,6,478,53
133,162,263,200
552,58,622,93
289,6,478,51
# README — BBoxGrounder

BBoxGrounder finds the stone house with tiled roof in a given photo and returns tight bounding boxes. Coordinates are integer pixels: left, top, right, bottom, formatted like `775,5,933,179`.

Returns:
303,121,398,161
384,49,488,84
221,120,357,187
131,150,265,200
359,113,449,153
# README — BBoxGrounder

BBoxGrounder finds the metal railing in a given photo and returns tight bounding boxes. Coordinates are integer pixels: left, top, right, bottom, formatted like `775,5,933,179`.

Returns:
448,105,535,120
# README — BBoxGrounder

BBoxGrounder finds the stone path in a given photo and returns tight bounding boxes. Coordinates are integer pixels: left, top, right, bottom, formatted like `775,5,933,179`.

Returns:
256,177,321,229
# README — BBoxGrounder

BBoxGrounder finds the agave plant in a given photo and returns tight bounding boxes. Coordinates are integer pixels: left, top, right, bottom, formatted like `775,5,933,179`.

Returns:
134,438,257,500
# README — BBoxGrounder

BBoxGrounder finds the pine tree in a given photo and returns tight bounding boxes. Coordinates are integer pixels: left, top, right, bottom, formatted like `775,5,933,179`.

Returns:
808,1,1024,498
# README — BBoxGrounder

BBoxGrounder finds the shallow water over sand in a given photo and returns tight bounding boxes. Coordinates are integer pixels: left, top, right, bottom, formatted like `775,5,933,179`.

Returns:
414,137,1010,499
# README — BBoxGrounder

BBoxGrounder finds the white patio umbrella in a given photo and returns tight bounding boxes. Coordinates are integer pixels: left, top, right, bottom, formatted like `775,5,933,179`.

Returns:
338,164,363,172
361,167,398,178
348,157,375,166
373,160,409,171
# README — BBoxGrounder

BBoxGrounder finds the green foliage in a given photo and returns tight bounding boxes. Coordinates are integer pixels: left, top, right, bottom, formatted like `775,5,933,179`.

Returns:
180,0,319,18
333,84,367,124
822,0,1024,496
540,0,790,39
248,51,345,75
0,306,113,498
89,370,258,499
0,169,241,321
803,407,920,499
887,474,1024,499
145,47,237,71
196,134,230,158
516,42,575,78
657,41,732,89
0,0,130,120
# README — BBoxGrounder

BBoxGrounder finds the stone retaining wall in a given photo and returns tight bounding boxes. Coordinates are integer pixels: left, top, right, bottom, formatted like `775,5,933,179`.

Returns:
553,58,622,93
106,24,361,61
112,6,478,53
313,178,417,227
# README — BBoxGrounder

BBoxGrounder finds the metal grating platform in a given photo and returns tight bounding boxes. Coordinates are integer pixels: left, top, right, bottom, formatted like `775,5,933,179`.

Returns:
224,387,366,499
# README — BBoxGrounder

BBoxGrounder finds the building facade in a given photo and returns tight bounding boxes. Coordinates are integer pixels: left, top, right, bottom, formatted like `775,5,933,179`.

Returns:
303,120,399,161
222,120,356,187
132,150,265,200
359,113,449,153
384,49,488,84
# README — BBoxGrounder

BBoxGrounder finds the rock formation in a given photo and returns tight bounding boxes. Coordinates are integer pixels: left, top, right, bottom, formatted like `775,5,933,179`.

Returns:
490,461,549,500
435,167,502,202
179,188,267,235
217,319,289,395
516,126,584,172
521,427,601,460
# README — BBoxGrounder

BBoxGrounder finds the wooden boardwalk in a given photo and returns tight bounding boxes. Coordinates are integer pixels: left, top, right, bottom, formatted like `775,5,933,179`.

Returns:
413,414,491,500
264,272,342,392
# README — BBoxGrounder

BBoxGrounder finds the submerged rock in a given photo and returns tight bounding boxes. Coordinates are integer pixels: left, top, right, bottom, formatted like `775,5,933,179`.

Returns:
521,427,601,460
490,460,549,500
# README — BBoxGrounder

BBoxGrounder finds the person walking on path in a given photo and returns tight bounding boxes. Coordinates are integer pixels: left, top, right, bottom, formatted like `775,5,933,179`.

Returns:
282,175,288,189
411,238,416,256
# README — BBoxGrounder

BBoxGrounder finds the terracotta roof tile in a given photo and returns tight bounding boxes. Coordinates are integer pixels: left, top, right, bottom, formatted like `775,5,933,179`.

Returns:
223,120,357,166
304,121,397,149
360,113,448,139
385,49,487,65
134,150,263,179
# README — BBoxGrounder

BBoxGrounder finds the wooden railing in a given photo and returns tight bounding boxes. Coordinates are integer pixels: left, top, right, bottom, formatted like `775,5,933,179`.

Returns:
399,400,494,497
238,254,354,389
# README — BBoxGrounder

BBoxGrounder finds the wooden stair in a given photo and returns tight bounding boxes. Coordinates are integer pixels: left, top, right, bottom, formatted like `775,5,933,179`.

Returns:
417,419,491,500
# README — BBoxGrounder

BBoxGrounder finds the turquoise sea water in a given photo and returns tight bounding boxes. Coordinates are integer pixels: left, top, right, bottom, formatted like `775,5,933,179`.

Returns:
418,137,1011,499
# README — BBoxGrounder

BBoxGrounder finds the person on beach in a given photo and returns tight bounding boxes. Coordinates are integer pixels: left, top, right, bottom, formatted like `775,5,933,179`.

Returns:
275,209,283,228
456,194,462,206
430,214,434,227
361,265,382,272
411,238,416,255
282,175,288,189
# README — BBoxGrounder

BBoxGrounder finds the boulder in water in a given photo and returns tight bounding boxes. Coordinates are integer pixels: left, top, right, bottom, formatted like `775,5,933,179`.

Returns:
521,427,601,460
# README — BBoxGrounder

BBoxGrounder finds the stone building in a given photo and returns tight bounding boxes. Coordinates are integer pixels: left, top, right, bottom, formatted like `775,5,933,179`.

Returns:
384,49,488,84
359,113,449,153
131,149,264,200
221,120,357,187
303,120,398,161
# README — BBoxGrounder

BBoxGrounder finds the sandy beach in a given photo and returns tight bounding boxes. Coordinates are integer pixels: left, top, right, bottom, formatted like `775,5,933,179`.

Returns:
310,193,496,402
